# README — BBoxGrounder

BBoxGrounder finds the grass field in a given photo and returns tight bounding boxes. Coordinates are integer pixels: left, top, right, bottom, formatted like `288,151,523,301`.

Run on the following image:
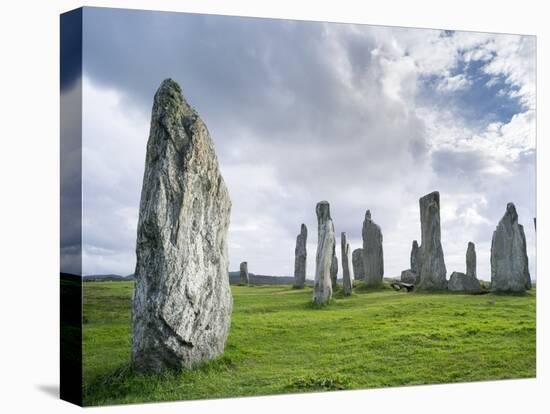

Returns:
82,281,536,406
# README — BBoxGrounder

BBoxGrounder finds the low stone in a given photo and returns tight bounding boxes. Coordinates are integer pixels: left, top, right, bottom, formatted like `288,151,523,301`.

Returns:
400,269,418,284
448,271,483,293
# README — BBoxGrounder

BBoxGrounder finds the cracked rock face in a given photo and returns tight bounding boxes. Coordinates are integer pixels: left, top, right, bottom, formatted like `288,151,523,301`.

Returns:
132,79,232,373
239,262,249,285
491,203,531,292
341,232,353,296
418,192,447,290
362,210,384,287
294,224,307,288
352,248,364,281
313,201,335,304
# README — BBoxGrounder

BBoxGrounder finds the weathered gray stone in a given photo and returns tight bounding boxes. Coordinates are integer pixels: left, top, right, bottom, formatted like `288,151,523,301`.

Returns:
341,232,353,296
313,201,335,304
239,261,249,285
448,271,483,293
293,224,307,288
132,79,232,373
400,269,418,284
330,247,338,289
410,240,420,274
362,210,384,287
352,248,364,281
418,191,447,290
466,242,476,279
491,203,531,292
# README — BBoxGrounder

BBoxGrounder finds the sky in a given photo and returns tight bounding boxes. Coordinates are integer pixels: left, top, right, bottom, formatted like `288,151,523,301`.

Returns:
68,7,536,280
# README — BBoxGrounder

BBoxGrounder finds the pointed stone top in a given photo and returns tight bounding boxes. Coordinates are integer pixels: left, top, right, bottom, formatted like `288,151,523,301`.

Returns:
365,209,372,220
316,201,331,222
341,231,347,239
300,223,307,235
468,241,475,248
505,202,518,222
153,78,195,120
420,191,440,204
412,240,419,247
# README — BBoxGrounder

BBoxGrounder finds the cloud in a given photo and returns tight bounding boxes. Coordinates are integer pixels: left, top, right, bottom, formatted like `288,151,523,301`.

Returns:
79,8,536,281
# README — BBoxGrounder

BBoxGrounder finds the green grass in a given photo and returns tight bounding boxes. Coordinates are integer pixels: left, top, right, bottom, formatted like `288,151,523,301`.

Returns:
82,281,536,406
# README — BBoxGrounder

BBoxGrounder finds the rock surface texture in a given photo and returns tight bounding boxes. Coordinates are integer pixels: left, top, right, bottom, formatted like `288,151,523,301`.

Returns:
400,269,418,284
293,224,308,288
313,201,335,304
362,210,384,287
341,232,353,296
330,247,338,289
132,79,232,373
490,203,531,292
352,248,364,281
466,242,476,279
239,262,249,285
418,192,447,290
448,271,483,293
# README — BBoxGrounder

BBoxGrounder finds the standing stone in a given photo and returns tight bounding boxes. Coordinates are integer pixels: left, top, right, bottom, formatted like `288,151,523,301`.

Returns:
466,242,476,279
293,224,307,288
239,261,249,286
132,79,232,373
491,203,531,292
341,232,353,296
352,248,364,281
362,210,384,287
418,191,447,290
330,247,338,289
410,240,420,274
313,201,335,304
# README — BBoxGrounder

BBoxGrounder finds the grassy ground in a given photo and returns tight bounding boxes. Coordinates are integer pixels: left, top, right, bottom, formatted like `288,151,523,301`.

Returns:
82,281,535,406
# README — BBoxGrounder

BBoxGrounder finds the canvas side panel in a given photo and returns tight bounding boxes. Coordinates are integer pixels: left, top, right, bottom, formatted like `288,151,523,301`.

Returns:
60,7,83,407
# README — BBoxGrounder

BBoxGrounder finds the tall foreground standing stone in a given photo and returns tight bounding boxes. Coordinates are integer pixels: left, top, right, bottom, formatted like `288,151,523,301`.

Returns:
352,248,364,281
293,224,307,288
491,203,531,292
239,262,249,285
341,232,353,296
132,79,232,373
313,201,335,304
362,210,384,287
418,191,447,290
466,242,476,279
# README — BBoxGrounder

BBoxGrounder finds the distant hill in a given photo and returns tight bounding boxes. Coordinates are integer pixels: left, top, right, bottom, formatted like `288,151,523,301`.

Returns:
229,271,313,286
82,272,310,286
83,274,135,282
